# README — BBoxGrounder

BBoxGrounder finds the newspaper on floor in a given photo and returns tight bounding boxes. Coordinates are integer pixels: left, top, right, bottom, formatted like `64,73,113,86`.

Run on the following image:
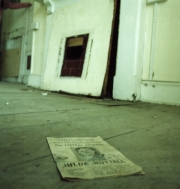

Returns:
47,136,144,180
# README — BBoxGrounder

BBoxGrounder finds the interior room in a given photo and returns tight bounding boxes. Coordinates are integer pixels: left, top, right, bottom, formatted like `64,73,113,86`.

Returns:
0,0,180,188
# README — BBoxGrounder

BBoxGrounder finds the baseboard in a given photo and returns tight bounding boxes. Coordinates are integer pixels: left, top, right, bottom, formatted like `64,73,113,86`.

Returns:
28,74,41,88
1,77,19,83
141,81,180,106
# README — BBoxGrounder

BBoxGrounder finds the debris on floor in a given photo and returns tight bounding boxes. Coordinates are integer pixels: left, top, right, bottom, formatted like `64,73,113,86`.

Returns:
41,92,48,96
47,136,144,180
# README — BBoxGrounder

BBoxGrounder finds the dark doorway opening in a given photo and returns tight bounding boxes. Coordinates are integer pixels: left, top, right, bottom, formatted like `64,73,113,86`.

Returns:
102,0,121,98
0,20,2,80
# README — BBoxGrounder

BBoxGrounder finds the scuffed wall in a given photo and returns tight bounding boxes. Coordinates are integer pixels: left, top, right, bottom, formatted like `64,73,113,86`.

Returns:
1,1,46,85
1,8,28,80
1,48,21,77
42,0,114,96
1,37,22,77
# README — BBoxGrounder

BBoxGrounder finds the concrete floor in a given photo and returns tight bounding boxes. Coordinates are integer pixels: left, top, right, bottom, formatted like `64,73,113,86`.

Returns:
0,81,180,189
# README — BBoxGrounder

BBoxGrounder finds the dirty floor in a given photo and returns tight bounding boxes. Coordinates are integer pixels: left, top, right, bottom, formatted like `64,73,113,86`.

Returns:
0,81,180,189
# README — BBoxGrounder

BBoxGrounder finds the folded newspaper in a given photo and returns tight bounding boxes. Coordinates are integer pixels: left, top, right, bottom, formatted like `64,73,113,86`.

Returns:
47,136,144,180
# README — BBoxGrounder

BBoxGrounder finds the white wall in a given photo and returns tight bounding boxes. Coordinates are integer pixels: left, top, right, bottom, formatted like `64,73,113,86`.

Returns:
53,0,81,8
113,0,146,101
28,1,46,88
42,0,114,96
141,0,180,105
143,0,180,82
113,0,180,105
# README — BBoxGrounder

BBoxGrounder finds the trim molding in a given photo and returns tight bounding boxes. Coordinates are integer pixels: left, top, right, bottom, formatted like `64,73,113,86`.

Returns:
141,81,180,105
44,0,54,15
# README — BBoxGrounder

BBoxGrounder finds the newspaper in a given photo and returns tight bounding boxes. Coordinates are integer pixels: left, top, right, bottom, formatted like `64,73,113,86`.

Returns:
47,136,144,180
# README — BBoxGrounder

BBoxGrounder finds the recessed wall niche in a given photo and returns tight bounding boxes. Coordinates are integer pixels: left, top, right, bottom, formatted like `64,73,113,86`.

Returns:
60,34,89,77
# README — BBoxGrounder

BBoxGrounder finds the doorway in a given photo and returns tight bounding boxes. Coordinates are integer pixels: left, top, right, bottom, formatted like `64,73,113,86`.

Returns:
0,37,22,81
102,0,121,98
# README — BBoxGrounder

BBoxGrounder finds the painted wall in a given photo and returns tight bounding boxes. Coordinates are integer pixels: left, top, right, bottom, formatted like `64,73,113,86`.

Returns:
31,2,46,75
143,0,180,82
113,0,146,101
113,0,180,105
28,1,46,88
42,0,114,96
1,7,30,82
1,38,22,77
141,0,180,105
2,8,27,32
1,1,46,85
53,0,81,8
